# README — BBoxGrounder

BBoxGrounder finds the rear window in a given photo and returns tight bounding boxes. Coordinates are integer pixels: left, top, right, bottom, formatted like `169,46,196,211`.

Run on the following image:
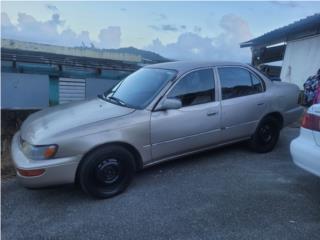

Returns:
218,67,264,100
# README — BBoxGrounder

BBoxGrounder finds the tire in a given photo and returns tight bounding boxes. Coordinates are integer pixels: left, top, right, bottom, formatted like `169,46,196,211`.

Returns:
249,116,281,153
78,145,135,199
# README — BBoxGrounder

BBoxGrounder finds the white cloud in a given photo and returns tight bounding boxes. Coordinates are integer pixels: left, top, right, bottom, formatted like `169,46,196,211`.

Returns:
270,1,299,8
193,26,202,33
154,13,167,21
1,11,253,60
146,14,252,63
149,24,187,32
46,4,59,12
1,12,121,49
97,27,121,49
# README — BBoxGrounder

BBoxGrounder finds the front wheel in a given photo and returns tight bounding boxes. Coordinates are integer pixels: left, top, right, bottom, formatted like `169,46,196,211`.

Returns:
78,145,135,199
249,116,281,153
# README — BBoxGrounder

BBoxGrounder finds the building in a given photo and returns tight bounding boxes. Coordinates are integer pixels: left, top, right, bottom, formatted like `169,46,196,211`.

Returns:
1,39,142,109
240,13,320,89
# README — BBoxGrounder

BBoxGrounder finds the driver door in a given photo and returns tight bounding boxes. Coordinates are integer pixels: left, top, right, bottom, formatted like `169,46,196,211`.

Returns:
150,68,221,161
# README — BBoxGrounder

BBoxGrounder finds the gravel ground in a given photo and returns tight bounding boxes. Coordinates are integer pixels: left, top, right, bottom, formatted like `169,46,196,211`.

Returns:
2,127,320,240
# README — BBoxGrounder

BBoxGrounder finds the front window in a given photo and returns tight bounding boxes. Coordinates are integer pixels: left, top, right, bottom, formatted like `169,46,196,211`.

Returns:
167,69,215,107
102,68,176,109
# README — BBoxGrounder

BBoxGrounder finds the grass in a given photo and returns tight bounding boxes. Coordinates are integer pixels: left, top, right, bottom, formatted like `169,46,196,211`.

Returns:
1,135,16,179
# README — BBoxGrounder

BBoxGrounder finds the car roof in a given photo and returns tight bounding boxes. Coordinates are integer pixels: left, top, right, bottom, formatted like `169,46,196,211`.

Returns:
144,61,249,76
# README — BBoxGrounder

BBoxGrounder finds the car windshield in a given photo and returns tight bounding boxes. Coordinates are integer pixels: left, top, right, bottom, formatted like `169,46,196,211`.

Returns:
101,68,177,109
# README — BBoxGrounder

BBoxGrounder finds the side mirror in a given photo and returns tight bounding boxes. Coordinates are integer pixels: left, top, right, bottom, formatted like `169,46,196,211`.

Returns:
156,98,182,111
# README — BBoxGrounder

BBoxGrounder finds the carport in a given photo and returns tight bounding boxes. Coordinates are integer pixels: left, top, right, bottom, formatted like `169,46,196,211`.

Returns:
240,13,320,89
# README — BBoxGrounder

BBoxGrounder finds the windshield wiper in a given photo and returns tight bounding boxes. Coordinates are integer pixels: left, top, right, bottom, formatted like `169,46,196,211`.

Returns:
98,93,133,108
108,96,128,107
97,94,107,100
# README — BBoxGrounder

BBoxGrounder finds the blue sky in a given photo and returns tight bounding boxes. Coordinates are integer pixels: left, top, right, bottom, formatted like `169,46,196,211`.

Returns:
2,1,320,62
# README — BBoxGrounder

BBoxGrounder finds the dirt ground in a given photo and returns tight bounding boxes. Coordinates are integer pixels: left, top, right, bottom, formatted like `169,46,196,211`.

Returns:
1,110,36,179
1,136,16,179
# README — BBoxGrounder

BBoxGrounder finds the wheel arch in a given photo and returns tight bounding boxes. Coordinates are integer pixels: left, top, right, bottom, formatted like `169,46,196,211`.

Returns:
261,112,284,129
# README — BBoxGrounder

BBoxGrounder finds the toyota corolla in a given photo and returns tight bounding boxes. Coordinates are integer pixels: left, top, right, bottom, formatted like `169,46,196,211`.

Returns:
11,61,303,198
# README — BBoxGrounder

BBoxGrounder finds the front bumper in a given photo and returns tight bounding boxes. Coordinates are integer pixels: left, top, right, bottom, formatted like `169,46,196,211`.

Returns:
11,132,82,188
290,130,320,177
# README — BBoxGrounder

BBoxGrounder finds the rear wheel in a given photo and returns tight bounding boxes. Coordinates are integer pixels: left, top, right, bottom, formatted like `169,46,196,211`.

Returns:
249,116,281,153
78,145,135,199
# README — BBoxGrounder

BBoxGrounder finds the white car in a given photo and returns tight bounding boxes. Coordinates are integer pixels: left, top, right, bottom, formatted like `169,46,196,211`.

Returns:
291,104,320,177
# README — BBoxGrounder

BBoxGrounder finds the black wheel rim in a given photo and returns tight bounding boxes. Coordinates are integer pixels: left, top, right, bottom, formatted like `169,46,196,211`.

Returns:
95,158,123,186
258,123,275,144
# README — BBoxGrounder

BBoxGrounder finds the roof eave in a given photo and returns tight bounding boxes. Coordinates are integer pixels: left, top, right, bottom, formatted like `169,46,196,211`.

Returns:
240,13,320,48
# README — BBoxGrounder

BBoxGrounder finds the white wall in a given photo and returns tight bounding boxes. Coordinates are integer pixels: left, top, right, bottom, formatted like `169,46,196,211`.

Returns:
280,34,320,89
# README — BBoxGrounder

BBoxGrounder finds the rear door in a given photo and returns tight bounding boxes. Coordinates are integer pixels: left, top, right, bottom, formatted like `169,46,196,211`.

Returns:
217,66,267,142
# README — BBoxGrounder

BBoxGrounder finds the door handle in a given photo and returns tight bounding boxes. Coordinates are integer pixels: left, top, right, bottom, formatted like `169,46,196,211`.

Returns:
207,111,218,116
257,103,265,106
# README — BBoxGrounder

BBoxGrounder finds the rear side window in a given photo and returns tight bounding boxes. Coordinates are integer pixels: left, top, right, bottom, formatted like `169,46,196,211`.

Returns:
168,69,215,107
218,67,264,100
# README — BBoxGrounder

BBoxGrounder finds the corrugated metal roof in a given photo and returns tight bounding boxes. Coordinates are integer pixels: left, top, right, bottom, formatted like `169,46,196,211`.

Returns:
240,13,320,48
1,48,140,72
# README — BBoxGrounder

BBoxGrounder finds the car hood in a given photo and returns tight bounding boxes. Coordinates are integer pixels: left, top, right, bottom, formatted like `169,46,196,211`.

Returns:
20,98,135,144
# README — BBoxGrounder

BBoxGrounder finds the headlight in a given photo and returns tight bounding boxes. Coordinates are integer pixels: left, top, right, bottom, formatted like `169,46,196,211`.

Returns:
20,138,58,160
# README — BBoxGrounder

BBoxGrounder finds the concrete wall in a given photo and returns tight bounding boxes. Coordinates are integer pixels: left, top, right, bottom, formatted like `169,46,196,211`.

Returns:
1,73,122,109
1,73,49,109
280,35,320,89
